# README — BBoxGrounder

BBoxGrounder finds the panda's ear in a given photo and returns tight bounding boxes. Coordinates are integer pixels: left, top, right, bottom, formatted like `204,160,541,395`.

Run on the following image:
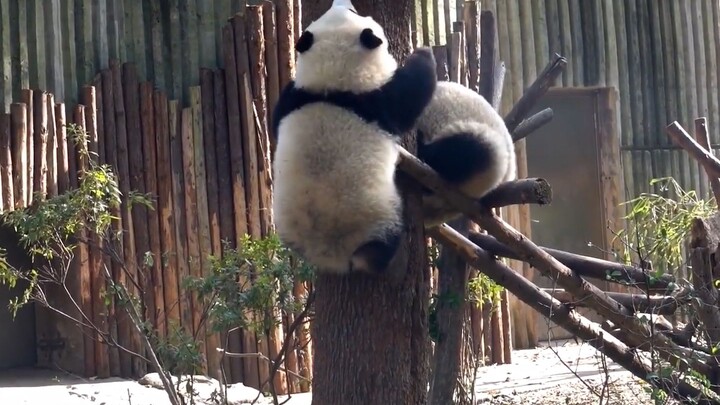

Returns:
360,28,383,50
296,31,314,53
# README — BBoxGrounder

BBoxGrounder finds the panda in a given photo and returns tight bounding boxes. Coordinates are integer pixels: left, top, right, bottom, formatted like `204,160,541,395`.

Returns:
418,81,517,226
271,0,516,276
271,0,439,275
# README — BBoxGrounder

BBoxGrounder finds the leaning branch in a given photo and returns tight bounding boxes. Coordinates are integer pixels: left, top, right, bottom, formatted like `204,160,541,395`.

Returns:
544,288,690,316
504,54,567,133
429,224,720,404
666,121,720,177
468,232,677,292
693,117,720,203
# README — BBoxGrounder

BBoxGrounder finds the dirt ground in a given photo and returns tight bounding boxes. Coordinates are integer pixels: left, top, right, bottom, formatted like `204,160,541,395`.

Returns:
0,339,679,404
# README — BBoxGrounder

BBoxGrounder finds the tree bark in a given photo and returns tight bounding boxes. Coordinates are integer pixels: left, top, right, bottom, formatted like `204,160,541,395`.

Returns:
303,2,431,404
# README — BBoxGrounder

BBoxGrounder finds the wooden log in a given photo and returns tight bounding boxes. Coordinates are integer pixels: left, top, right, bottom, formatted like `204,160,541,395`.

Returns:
421,0,430,45
112,60,141,378
181,106,208,374
213,69,242,383
222,22,256,387
462,2,480,91
0,113,11,210
246,5,274,238
500,289,512,363
46,94,57,197
512,108,554,142
478,11,496,102
32,91,48,200
189,85,217,378
276,0,295,89
667,121,720,177
123,64,153,377
100,67,128,377
199,73,223,380
140,82,166,339
168,100,193,346
10,103,26,209
292,0,301,43
72,104,95,378
452,21,467,87
490,300,503,364
232,15,262,239
432,46,449,81
448,32,461,83
154,90,180,330
262,1,281,154
21,89,33,206
81,86,111,380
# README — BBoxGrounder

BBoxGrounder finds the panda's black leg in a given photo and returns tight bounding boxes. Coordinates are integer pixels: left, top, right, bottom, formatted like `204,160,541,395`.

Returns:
350,229,402,274
418,132,493,184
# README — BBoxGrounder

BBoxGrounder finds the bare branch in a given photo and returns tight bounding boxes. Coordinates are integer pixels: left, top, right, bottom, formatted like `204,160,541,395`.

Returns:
512,108,554,142
666,121,720,177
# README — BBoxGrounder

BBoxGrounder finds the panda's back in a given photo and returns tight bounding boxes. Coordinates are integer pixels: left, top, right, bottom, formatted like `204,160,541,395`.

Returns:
272,102,403,272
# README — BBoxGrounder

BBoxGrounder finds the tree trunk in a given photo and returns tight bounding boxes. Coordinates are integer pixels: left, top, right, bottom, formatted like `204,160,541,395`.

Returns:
303,2,432,404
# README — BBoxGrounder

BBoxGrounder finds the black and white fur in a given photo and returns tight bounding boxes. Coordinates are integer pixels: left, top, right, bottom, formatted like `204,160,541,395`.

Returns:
418,81,517,226
271,1,438,275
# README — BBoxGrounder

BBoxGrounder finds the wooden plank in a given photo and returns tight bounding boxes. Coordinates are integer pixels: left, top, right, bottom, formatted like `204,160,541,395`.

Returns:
92,0,108,76
27,0,46,88
292,0,300,42
99,68,126,378
246,6,273,236
0,0,11,111
531,0,548,72
55,103,68,194
168,99,194,349
21,90,33,205
140,82,166,339
432,0,440,44
46,94,57,197
703,0,720,143
149,0,166,91
448,32,461,83
32,91,48,200
112,61,140,378
443,0,451,47
222,22,255,385
59,0,78,107
557,0,573,86
518,0,537,85
123,64,153,378
421,0,430,45
462,2,480,91
168,0,183,100
72,104,95,378
0,113,10,210
262,1,280,154
197,0,216,69
613,0,631,148
9,103,26,209
568,0,583,85
276,0,295,89
181,105,208,374
154,90,180,335
190,85,218,377
180,0,200,101
200,70,221,268
213,69,243,382
81,86,111,379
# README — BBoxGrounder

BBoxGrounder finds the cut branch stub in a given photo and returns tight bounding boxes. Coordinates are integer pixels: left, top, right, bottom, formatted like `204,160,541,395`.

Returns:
479,178,552,208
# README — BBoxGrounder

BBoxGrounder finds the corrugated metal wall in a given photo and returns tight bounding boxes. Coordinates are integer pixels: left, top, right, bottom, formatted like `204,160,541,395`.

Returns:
0,0,248,112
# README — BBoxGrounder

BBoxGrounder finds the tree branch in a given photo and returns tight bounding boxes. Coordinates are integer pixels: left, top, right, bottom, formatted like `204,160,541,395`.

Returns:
467,231,677,292
479,178,552,208
693,117,720,202
512,108,554,142
544,288,690,316
428,224,720,404
666,121,720,177
504,54,567,133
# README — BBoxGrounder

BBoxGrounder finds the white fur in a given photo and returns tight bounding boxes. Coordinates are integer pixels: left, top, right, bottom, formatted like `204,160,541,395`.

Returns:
294,7,398,93
273,104,402,273
418,81,517,225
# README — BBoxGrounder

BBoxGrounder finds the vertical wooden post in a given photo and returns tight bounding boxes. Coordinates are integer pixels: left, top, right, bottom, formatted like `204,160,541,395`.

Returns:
276,0,295,90
0,113,11,211
9,103,25,209
21,89,33,205
46,94,57,197
55,104,68,194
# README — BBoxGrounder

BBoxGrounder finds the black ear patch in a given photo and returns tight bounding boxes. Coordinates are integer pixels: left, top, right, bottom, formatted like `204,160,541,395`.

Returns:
360,28,383,49
296,31,314,53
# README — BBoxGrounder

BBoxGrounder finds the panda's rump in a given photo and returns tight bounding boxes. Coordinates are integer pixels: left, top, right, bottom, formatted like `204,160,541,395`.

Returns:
272,104,403,271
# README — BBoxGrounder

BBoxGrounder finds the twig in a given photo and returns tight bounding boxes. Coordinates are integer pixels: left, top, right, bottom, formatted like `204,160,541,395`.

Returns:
504,54,567,133
694,117,720,202
428,224,720,404
666,121,720,177
512,108,554,142
467,231,676,292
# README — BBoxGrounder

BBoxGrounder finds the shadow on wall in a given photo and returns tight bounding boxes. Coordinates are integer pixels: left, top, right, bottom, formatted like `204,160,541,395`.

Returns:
0,220,36,370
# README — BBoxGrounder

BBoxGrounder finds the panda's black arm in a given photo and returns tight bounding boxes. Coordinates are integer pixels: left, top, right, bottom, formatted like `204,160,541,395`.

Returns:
379,47,438,133
271,81,300,142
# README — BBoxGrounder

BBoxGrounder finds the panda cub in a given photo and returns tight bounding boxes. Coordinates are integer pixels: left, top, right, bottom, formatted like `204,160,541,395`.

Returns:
418,81,517,226
271,0,438,275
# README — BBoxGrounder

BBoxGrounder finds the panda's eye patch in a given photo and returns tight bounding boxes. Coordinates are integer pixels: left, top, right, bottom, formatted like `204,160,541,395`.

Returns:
360,28,383,50
296,31,314,53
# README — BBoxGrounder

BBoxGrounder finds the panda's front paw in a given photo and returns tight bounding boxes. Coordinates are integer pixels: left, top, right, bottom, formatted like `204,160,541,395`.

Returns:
409,47,436,64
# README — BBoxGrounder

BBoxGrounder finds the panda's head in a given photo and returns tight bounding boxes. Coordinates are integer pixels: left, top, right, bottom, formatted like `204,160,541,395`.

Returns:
294,0,398,94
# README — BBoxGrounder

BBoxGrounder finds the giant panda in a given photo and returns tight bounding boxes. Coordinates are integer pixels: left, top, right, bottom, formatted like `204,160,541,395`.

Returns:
418,81,517,226
271,0,439,275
